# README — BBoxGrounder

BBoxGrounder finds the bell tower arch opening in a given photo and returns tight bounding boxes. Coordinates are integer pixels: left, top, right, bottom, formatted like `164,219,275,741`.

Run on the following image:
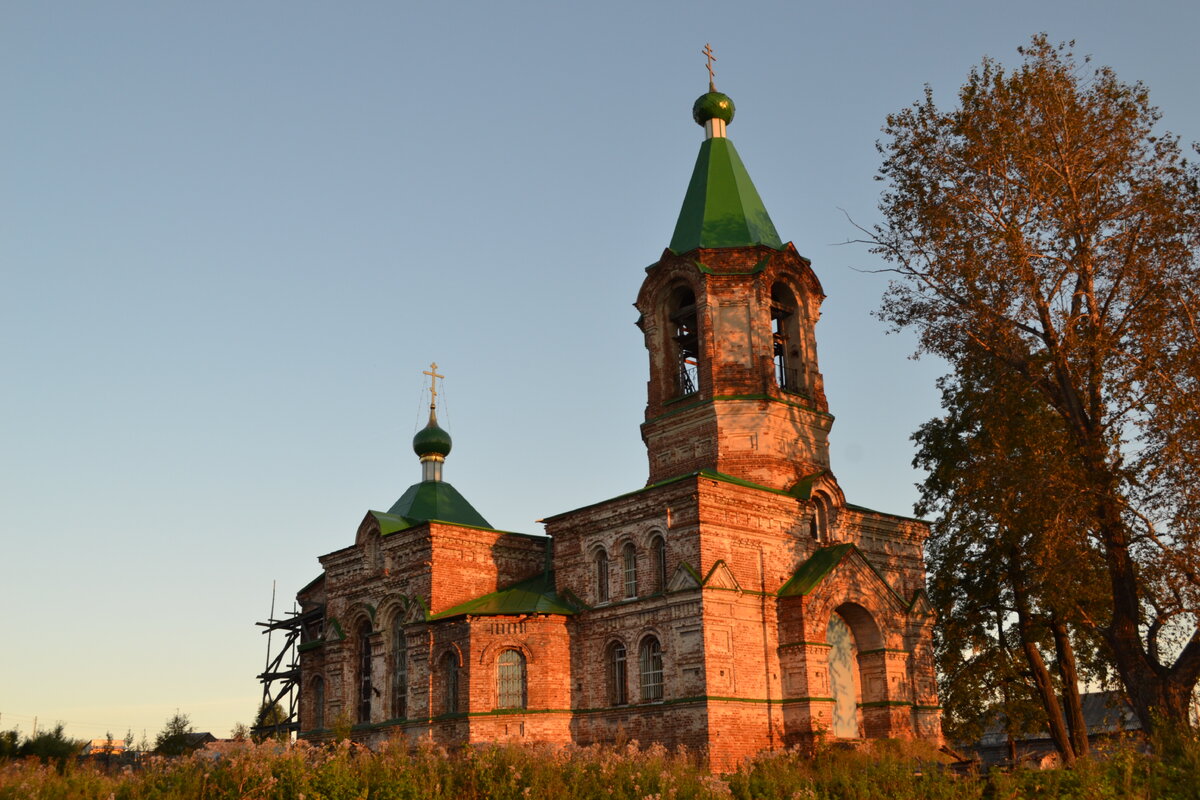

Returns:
668,284,700,398
770,282,803,394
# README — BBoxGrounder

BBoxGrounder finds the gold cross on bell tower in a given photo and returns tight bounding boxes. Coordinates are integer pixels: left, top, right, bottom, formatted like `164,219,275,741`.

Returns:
702,43,717,92
422,362,444,412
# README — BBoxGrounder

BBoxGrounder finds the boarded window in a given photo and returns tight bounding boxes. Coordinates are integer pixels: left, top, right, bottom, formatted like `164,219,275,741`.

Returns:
639,637,663,702
442,652,460,715
391,617,407,719
497,649,527,709
651,535,667,592
357,622,372,723
607,642,628,706
622,543,637,598
595,549,610,603
311,676,325,730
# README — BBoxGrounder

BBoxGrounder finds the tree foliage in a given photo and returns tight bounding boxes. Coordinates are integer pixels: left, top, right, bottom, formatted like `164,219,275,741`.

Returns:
251,700,288,744
154,712,197,756
917,361,1107,761
11,724,85,768
872,35,1200,731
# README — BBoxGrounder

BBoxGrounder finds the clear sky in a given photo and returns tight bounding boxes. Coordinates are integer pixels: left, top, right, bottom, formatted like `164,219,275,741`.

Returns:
3,1,1198,743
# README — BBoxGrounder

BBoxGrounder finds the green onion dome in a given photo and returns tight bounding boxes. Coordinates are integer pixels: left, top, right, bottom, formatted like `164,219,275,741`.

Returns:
693,92,735,127
412,419,452,458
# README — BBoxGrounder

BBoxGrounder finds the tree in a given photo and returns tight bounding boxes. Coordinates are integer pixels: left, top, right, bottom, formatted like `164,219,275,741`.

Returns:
871,34,1200,732
251,700,288,743
917,361,1109,763
0,729,18,760
17,723,85,768
154,711,196,756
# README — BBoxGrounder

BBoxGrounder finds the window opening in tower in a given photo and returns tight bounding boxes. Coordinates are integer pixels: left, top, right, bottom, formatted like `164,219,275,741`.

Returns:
770,284,800,394
669,288,699,397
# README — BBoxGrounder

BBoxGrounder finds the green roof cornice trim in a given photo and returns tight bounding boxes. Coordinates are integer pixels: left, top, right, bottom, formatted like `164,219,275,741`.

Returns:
382,480,492,529
694,468,794,497
788,471,828,501
843,502,929,525
778,544,855,597
544,467,803,523
777,544,908,607
326,618,346,641
428,572,581,621
669,137,784,253
369,510,544,541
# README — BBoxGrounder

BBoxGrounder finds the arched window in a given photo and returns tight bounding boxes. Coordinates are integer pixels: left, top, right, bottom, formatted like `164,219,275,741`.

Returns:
650,535,667,593
595,548,610,603
391,617,407,719
622,543,637,598
441,652,460,715
813,493,832,542
311,675,325,730
356,621,373,723
607,642,628,706
770,283,802,393
639,636,663,702
668,285,699,397
497,649,527,709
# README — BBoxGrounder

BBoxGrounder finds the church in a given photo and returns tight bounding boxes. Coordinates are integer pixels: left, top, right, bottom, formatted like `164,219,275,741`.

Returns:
291,80,941,769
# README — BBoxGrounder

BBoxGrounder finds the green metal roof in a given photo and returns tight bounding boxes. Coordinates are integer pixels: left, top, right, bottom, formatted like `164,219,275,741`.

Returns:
777,544,856,597
383,480,491,529
429,572,581,620
669,137,784,253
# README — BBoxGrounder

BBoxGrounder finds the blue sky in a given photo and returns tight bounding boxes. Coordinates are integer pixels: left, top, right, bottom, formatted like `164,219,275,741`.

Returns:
3,1,1198,742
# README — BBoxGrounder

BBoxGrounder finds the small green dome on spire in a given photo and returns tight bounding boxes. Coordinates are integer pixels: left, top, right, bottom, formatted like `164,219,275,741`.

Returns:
693,92,735,126
413,418,452,459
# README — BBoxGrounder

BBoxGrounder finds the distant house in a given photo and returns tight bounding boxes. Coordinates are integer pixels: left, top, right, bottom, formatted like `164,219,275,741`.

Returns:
181,732,218,751
973,691,1142,768
83,738,128,756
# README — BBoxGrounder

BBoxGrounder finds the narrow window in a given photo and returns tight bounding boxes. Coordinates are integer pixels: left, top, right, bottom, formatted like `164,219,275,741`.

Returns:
814,494,832,542
639,637,663,702
442,652,460,714
622,543,637,598
651,535,667,592
497,649,527,709
595,548,610,603
357,622,373,723
391,617,407,719
770,283,800,393
311,675,325,730
669,286,699,397
607,642,628,706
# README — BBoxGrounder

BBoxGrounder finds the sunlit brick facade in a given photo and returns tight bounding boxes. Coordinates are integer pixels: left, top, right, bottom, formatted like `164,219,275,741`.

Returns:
294,89,940,770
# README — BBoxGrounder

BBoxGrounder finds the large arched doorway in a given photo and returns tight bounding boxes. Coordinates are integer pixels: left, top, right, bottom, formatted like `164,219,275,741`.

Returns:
826,613,859,737
826,603,884,739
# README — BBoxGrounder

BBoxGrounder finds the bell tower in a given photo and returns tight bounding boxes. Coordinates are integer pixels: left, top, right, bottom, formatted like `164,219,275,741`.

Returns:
635,86,833,494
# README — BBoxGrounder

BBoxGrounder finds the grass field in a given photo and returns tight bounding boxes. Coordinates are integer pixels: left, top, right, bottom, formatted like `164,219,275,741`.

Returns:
2,733,1197,800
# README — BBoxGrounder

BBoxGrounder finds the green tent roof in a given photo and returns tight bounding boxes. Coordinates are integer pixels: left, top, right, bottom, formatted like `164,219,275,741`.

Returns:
384,480,492,529
429,572,580,620
669,136,784,253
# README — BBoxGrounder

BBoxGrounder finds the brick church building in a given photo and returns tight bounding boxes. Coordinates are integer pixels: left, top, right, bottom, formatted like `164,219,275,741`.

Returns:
292,85,941,769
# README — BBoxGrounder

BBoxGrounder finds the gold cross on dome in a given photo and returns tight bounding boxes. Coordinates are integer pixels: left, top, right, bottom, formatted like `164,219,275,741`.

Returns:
702,43,717,91
422,362,444,408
